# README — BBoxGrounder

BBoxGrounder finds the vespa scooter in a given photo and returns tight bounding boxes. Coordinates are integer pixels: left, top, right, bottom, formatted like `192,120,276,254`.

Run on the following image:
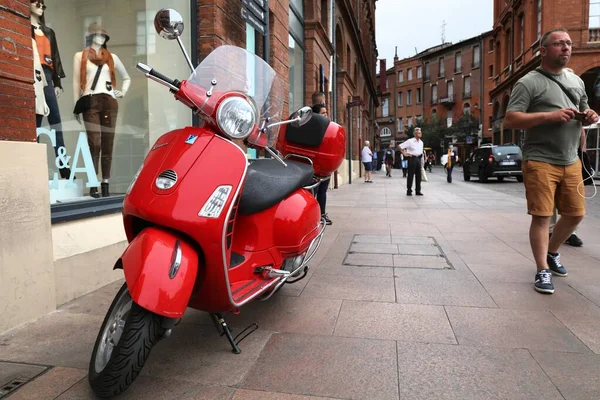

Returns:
88,8,345,398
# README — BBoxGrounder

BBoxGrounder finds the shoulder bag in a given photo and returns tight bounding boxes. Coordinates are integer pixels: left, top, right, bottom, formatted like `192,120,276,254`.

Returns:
73,64,103,115
535,68,595,186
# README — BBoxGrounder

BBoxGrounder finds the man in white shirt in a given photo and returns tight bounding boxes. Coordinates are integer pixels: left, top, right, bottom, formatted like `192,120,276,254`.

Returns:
399,128,424,196
361,141,374,183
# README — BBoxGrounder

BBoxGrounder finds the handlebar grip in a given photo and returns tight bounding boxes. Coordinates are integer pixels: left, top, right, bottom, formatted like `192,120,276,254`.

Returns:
149,68,178,88
136,63,180,89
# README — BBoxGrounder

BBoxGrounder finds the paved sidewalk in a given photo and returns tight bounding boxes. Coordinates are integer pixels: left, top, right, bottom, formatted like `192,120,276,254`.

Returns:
2,167,600,399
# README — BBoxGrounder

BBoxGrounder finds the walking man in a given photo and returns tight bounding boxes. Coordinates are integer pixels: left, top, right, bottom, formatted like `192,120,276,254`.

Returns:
361,141,373,183
505,28,598,294
384,143,395,177
399,127,424,196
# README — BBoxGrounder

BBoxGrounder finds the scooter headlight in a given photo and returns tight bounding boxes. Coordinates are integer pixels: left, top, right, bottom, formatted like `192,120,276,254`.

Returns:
216,96,257,140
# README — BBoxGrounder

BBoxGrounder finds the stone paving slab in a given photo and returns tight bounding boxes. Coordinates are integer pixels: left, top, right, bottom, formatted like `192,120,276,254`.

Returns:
551,306,600,354
396,244,441,255
302,274,396,302
531,351,600,400
349,243,398,254
344,252,394,267
396,343,563,400
334,300,456,344
140,324,272,386
183,296,342,336
391,236,436,245
57,375,234,399
393,255,449,269
394,270,497,307
232,389,339,399
241,333,399,400
446,306,591,353
6,367,86,400
352,234,391,244
0,312,103,369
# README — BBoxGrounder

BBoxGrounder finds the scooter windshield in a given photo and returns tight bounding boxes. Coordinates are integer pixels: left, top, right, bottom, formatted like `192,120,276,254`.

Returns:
188,45,284,147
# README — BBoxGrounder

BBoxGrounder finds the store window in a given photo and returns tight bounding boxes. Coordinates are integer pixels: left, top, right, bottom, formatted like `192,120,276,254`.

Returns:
34,0,192,211
289,0,305,112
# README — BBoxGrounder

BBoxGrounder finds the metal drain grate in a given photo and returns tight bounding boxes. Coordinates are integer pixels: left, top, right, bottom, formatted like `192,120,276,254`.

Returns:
0,377,28,398
0,361,50,399
343,235,454,270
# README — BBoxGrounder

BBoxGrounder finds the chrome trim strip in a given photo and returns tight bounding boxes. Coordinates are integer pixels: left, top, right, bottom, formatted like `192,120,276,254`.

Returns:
169,240,182,279
284,153,314,165
216,135,249,308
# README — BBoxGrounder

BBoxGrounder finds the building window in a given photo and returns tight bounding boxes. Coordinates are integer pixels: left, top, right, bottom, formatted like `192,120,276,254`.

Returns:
36,0,192,210
425,62,430,80
416,115,422,125
438,57,445,77
416,88,422,104
463,76,471,98
464,102,471,115
398,92,403,107
455,52,462,73
407,116,413,127
473,45,480,67
519,14,525,54
590,0,600,27
321,0,329,31
537,0,542,39
489,64,494,78
398,70,404,83
289,1,305,112
398,117,403,132
408,68,413,80
489,38,494,51
447,110,453,127
447,81,454,99
382,97,389,117
417,65,422,78
407,90,412,105
432,84,438,104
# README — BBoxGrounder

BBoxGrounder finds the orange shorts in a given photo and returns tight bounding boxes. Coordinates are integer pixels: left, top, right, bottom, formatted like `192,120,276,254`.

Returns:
521,159,585,217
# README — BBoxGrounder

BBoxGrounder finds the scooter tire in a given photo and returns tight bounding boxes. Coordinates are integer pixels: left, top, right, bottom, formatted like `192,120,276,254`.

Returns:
89,284,165,398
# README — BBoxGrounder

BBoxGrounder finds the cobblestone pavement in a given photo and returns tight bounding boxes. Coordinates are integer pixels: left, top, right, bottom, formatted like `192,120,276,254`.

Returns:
1,166,599,399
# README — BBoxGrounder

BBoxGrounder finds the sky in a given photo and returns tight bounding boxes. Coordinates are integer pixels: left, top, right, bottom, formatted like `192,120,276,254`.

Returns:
375,0,494,71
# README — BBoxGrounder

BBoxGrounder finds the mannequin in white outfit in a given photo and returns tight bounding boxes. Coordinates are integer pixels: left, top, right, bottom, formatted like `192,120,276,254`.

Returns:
72,23,130,198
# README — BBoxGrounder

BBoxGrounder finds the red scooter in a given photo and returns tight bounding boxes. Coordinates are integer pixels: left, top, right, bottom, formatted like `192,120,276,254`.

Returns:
88,8,345,398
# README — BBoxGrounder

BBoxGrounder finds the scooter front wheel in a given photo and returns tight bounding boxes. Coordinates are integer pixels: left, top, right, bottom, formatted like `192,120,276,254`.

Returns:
88,283,166,398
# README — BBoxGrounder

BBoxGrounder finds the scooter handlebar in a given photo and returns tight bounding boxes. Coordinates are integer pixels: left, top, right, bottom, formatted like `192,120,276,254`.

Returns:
136,63,180,91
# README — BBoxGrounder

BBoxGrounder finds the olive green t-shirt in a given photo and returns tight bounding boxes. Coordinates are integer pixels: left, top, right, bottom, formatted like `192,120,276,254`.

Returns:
506,68,588,165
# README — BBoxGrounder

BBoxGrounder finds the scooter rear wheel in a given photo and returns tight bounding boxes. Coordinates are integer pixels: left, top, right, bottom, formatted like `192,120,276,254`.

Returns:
88,283,165,398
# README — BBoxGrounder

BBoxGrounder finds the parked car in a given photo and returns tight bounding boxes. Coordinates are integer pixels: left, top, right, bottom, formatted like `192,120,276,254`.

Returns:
463,144,523,182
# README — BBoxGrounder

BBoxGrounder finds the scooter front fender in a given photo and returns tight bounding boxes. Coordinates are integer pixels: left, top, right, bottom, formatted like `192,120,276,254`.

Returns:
117,227,199,318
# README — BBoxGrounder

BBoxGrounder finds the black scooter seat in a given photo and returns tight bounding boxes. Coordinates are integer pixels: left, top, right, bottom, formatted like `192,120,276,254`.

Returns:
238,159,314,215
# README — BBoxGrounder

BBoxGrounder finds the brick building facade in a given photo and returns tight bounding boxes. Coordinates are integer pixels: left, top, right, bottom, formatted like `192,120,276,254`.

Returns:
490,0,600,147
376,32,493,160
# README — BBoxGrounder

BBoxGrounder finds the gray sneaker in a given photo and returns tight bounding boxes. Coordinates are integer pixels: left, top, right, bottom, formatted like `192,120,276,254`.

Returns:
547,252,568,277
534,270,554,294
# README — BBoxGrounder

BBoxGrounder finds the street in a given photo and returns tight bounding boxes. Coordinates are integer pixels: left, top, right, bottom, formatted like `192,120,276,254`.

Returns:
1,166,600,399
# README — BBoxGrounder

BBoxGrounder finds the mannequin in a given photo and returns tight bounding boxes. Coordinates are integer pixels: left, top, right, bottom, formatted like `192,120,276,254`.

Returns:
32,37,49,117
30,0,71,179
73,23,131,198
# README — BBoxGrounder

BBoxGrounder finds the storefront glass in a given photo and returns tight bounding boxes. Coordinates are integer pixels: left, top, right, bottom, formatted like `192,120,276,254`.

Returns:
34,0,192,205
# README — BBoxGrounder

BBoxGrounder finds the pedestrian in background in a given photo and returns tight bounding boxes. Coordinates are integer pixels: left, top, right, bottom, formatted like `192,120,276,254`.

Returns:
372,149,378,173
504,27,599,294
445,144,458,183
384,143,394,177
311,94,332,225
399,127,424,196
361,141,373,183
399,145,408,177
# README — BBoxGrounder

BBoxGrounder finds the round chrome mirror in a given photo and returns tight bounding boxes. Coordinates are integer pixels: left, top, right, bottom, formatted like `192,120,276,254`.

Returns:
290,106,313,127
154,8,184,40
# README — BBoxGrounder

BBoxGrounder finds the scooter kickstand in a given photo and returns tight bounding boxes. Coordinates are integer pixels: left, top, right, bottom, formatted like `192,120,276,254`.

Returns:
210,313,241,354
